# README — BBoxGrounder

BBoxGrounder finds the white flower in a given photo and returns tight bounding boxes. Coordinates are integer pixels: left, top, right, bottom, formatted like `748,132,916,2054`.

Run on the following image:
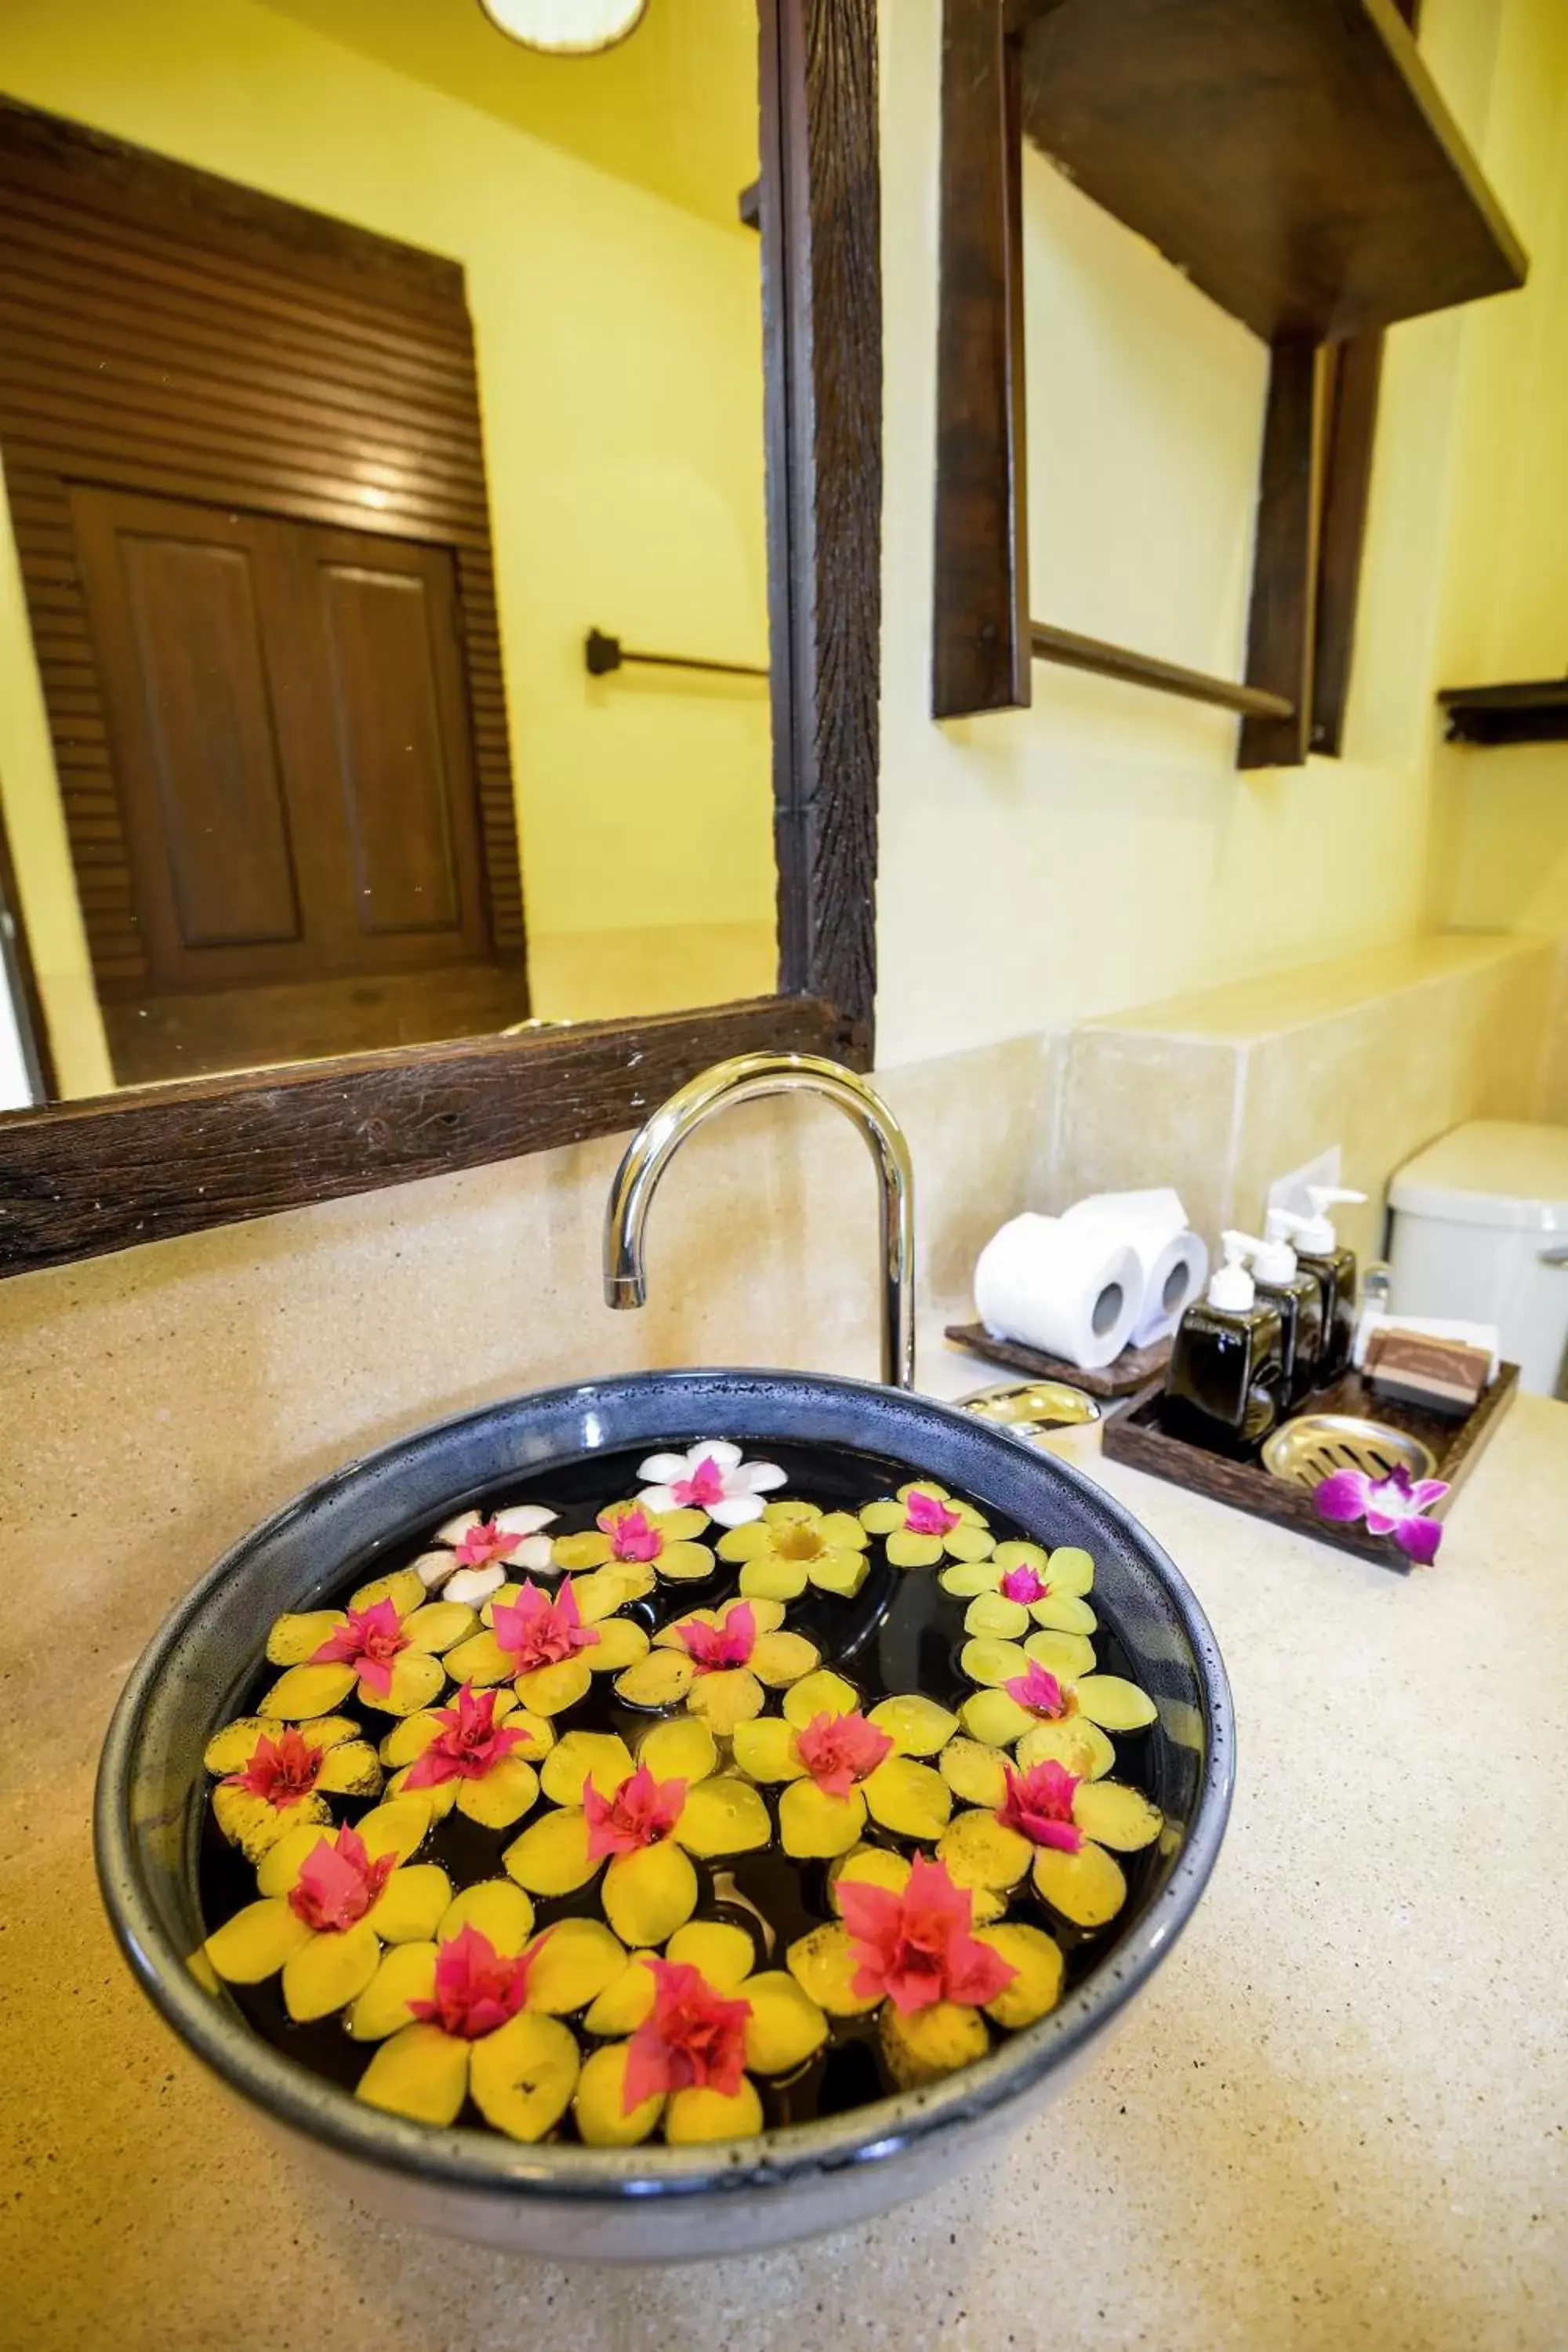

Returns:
635,1441,788,1529
414,1504,557,1606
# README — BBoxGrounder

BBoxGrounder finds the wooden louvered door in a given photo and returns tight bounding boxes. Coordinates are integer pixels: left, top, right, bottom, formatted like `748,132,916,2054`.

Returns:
71,487,517,1075
0,97,530,1084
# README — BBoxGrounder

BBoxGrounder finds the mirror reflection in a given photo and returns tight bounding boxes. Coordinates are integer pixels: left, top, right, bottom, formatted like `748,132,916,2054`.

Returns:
0,0,775,1105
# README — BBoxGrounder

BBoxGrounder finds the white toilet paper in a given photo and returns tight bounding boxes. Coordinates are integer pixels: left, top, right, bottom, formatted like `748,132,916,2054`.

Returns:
1060,1189,1210,1346
974,1213,1142,1371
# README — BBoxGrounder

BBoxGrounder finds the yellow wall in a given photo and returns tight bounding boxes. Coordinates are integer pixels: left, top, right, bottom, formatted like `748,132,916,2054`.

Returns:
0,0,775,1091
873,0,1534,1069
1425,0,1568,938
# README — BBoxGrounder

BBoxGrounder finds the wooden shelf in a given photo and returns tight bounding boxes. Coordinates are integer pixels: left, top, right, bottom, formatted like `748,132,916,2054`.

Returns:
1030,621,1293,721
1438,680,1568,747
1018,0,1526,342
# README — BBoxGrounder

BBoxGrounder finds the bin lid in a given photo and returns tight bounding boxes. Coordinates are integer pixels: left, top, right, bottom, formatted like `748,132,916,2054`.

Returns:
1389,1120,1568,1232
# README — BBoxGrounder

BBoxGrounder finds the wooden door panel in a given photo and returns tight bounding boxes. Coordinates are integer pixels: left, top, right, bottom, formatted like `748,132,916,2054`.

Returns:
292,525,492,971
320,562,463,937
69,484,325,990
119,531,301,949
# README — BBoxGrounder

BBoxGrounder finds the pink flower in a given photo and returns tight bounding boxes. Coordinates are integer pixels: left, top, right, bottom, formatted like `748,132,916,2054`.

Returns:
404,1684,528,1789
408,1922,544,2041
490,1578,600,1673
838,1855,1015,2015
999,1563,1049,1604
287,1823,396,1933
1004,1660,1074,1721
453,1516,524,1571
997,1760,1083,1853
904,1489,962,1538
1315,1465,1450,1565
622,1958,752,2111
676,1600,757,1674
310,1597,410,1700
223,1726,324,1808
583,1765,687,1862
793,1710,892,1798
600,1505,663,1564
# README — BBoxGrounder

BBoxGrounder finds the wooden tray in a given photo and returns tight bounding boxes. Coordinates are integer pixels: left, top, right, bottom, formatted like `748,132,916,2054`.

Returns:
944,1322,1173,1400
1099,1363,1520,1570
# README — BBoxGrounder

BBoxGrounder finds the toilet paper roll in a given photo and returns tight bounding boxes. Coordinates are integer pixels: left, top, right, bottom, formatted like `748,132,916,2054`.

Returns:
1060,1189,1210,1347
974,1213,1142,1371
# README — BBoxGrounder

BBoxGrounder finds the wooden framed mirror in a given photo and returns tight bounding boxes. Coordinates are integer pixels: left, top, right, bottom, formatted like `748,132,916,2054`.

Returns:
0,0,880,1278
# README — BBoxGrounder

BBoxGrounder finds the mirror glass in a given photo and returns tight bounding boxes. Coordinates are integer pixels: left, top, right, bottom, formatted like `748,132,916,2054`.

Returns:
0,0,774,1105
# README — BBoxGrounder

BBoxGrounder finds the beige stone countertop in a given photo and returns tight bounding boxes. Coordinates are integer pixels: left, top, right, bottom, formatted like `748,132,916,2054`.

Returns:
4,1333,1566,2351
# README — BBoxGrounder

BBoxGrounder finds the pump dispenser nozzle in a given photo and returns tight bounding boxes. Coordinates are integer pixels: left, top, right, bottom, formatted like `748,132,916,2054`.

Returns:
1270,1187,1366,1254
1235,1226,1300,1283
1210,1230,1258,1312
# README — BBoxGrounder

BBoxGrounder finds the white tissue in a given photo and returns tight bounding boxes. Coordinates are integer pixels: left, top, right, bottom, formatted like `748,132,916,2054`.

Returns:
974,1213,1142,1372
1059,1189,1210,1345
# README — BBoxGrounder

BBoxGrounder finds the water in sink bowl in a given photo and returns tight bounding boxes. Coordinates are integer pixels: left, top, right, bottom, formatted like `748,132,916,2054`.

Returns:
196,1437,1165,2147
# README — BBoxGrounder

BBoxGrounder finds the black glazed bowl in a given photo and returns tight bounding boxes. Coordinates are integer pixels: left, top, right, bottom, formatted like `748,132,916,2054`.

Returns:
96,1370,1233,2262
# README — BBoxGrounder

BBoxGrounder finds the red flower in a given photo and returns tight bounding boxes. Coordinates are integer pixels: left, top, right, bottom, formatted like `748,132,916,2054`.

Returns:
310,1597,410,1700
999,1563,1049,1604
408,1922,544,2041
1003,1660,1075,1721
404,1684,528,1790
583,1765,687,1862
453,1516,524,1570
287,1824,396,1933
838,1856,1014,2014
223,1726,324,1808
997,1759,1083,1853
622,1959,752,2111
601,1505,663,1564
904,1489,962,1538
793,1710,892,1798
490,1579,599,1674
676,1601,757,1674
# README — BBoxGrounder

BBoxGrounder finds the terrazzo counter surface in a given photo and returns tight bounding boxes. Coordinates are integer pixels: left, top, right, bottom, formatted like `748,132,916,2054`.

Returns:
4,1336,1564,2350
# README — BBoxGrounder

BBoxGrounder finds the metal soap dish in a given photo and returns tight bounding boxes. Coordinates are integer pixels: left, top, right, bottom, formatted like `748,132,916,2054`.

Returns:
1261,1412,1438,1492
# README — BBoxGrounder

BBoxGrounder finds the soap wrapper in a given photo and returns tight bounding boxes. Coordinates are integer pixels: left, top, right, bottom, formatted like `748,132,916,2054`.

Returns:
974,1213,1142,1372
1059,1189,1210,1346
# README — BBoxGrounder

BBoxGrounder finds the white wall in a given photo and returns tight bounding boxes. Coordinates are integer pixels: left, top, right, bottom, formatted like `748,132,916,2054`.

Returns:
873,0,1516,1072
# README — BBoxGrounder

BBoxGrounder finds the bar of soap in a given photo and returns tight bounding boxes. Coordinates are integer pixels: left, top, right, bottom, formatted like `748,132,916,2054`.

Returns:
1364,1330,1490,1417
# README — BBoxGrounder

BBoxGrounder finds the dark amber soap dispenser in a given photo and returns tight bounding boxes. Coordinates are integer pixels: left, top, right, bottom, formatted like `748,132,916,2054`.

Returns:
1164,1232,1287,1458
1243,1226,1324,1408
1269,1185,1366,1385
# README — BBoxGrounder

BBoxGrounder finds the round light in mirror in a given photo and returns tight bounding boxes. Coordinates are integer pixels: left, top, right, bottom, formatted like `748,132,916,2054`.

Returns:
477,0,649,53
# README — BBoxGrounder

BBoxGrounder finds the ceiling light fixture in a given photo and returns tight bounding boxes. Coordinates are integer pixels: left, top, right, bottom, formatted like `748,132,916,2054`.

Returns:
477,0,648,53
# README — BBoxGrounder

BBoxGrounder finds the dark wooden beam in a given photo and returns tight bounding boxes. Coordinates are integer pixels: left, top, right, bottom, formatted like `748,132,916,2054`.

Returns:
1438,680,1568,747
0,994,842,1276
760,0,882,1058
1030,621,1292,720
1310,333,1385,754
1018,0,1525,342
931,0,1030,718
1240,339,1328,769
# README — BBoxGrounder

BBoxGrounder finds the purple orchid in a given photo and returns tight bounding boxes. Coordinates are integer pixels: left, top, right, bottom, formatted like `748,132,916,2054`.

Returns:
1314,1463,1450,1564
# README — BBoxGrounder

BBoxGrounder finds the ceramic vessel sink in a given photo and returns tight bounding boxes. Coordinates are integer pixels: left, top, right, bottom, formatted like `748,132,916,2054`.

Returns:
96,1366,1233,2262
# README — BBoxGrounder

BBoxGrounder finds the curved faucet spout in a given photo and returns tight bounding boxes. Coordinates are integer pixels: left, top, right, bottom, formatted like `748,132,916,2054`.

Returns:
603,1052,917,1390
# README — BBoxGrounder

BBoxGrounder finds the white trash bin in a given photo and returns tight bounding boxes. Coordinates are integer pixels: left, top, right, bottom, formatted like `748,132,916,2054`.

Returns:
1387,1121,1568,1398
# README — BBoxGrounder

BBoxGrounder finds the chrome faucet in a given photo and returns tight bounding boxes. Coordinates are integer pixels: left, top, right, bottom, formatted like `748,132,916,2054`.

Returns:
603,1051,917,1389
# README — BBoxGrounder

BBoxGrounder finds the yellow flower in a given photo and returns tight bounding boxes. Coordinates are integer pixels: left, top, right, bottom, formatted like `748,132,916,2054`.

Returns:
938,1540,1098,1640
716,1500,872,1600
575,1921,829,2147
440,1572,651,1714
259,1566,477,1721
550,1500,715,1584
201,1796,449,2023
201,1714,383,1862
935,1759,1163,1931
501,1717,771,1944
611,1595,821,1735
858,1482,994,1568
733,1687,960,1854
380,1682,556,1829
